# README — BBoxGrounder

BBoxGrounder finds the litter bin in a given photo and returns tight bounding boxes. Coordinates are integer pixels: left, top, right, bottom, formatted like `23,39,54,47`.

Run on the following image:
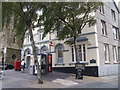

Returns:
29,65,35,75
75,62,86,79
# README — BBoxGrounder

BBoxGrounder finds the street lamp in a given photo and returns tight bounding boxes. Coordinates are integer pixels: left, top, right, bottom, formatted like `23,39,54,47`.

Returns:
3,47,7,76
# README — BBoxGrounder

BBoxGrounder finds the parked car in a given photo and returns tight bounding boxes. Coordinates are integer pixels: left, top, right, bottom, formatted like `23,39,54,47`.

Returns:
0,62,14,70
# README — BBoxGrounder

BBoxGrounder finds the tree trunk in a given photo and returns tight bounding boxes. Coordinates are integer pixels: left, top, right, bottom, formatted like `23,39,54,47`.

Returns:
28,25,43,84
73,37,79,63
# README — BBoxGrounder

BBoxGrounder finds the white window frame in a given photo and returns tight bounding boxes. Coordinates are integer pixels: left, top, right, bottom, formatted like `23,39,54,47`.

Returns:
112,26,119,40
104,44,110,63
99,5,104,14
118,47,120,63
71,46,76,62
39,32,43,41
111,9,116,21
113,46,118,63
101,20,107,36
77,44,87,62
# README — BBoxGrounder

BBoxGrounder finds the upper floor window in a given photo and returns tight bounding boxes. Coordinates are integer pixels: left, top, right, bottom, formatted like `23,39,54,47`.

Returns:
99,5,104,14
104,44,110,63
39,33,43,41
112,26,119,40
111,9,116,21
101,20,107,36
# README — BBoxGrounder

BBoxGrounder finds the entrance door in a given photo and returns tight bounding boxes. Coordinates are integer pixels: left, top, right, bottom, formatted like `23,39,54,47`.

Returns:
26,56,30,68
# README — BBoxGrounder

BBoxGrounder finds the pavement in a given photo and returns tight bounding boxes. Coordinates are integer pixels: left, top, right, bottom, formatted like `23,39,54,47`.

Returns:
1,70,119,89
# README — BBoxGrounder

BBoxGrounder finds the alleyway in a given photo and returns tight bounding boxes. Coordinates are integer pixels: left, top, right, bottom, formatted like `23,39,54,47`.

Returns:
1,70,119,89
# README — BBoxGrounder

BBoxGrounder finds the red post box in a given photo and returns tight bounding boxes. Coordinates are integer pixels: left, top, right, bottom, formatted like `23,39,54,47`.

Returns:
14,61,21,70
48,54,52,72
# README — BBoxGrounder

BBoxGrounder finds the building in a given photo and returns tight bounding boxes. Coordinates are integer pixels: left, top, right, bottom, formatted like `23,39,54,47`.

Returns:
0,21,21,65
22,1,120,77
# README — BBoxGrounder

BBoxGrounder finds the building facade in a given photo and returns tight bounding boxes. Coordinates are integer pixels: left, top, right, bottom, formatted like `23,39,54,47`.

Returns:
0,21,21,65
22,1,120,77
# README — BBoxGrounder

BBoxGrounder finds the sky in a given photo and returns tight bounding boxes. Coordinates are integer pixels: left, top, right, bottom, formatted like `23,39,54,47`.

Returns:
114,0,120,6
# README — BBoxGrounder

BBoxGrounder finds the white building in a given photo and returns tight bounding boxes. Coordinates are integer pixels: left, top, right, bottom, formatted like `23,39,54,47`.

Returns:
22,1,120,77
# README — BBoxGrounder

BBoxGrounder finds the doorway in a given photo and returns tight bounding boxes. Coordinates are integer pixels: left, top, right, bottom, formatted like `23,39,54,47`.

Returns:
26,56,30,68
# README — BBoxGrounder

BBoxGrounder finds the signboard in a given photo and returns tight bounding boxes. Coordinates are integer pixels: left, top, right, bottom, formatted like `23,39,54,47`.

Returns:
49,40,53,47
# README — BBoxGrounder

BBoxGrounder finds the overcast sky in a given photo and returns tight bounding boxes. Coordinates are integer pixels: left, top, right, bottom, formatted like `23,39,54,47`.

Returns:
115,0,120,6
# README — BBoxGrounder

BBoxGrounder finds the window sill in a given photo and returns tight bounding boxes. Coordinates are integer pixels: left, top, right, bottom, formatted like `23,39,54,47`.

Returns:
105,62,111,64
54,63,65,66
113,61,118,64
112,19,116,22
99,12,105,16
114,39,119,41
102,35,108,38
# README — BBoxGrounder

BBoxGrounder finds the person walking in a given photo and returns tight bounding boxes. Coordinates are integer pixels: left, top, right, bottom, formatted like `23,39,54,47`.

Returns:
21,59,26,73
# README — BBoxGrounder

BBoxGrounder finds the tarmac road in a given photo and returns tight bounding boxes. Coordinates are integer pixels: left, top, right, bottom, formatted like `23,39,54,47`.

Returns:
1,70,119,89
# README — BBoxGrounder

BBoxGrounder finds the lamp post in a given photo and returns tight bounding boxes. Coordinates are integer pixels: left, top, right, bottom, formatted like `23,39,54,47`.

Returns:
3,47,7,76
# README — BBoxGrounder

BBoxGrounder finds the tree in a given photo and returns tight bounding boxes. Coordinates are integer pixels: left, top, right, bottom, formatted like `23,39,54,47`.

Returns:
2,2,44,84
42,2,102,62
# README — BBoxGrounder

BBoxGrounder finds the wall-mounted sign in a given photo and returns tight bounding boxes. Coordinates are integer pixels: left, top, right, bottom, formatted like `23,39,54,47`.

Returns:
49,41,53,47
90,59,96,63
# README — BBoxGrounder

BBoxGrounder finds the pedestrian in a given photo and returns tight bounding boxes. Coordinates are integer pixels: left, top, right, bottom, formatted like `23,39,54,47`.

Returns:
21,59,26,73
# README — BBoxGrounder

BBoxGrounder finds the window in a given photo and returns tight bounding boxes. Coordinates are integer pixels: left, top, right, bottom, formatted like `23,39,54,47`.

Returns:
104,44,110,63
113,26,119,40
27,34,30,43
99,5,104,14
71,46,76,62
24,48,31,55
118,47,120,62
113,46,118,63
101,20,107,36
77,44,86,62
55,44,64,63
111,9,116,21
39,33,43,41
40,46,48,53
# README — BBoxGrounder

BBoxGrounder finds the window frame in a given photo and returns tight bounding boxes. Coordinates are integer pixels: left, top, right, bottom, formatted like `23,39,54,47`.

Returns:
104,44,110,63
77,44,87,62
112,26,119,40
101,20,107,36
99,5,105,15
113,46,118,63
111,9,116,21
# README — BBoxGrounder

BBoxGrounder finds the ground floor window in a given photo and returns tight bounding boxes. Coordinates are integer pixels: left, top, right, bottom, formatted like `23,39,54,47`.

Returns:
113,46,118,62
71,46,75,62
55,44,64,63
104,44,110,63
77,44,86,62
118,47,120,62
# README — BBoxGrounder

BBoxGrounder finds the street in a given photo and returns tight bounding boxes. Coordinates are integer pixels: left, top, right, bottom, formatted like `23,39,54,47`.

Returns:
1,70,119,89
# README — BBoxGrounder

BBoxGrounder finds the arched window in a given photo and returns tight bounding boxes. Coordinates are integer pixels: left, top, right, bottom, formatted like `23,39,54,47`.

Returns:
24,48,31,55
40,46,48,53
55,43,64,63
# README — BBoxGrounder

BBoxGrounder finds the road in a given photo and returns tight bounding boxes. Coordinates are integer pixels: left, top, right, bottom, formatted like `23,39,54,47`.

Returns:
1,70,119,89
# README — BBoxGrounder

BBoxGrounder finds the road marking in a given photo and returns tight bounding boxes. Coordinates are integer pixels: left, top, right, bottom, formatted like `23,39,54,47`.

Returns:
52,78,79,86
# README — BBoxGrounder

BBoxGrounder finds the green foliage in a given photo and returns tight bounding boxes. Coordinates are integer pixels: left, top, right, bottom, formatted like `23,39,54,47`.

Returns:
2,2,43,41
43,2,102,45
